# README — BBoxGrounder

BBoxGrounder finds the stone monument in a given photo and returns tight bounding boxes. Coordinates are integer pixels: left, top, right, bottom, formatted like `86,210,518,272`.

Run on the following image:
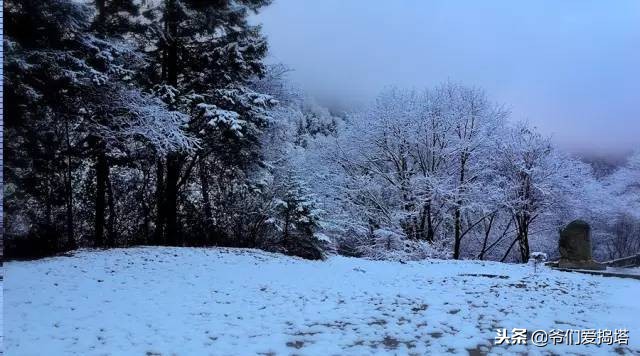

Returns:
558,220,605,270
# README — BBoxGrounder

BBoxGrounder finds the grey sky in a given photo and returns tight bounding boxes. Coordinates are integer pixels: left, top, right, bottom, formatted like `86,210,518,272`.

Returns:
255,0,640,156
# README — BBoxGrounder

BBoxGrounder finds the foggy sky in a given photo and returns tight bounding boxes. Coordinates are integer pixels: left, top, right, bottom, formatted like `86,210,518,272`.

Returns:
255,0,640,156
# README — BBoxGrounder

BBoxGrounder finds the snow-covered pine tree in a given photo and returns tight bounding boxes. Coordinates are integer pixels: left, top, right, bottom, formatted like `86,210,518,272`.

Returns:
4,0,196,254
140,0,275,245
4,0,107,255
270,171,325,260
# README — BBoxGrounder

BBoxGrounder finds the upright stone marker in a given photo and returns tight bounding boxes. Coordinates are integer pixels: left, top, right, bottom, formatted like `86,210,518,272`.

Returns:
558,220,605,270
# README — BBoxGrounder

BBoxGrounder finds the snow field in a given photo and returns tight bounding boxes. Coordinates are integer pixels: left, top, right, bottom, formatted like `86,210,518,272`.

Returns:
3,247,639,355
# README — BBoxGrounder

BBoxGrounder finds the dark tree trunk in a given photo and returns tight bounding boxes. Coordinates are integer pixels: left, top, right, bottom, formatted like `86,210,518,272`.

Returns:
165,0,178,86
453,207,462,259
90,0,108,249
500,236,519,262
283,209,290,243
453,155,466,259
478,213,495,261
517,177,532,263
46,168,58,252
94,147,108,248
417,203,427,241
45,174,53,228
426,202,434,242
162,0,180,246
154,159,165,245
140,168,151,244
165,153,180,245
199,159,213,243
480,216,514,260
106,172,117,247
517,216,530,263
64,122,75,250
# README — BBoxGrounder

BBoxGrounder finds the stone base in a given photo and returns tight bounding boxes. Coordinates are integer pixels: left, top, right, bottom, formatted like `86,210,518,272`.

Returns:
558,259,606,271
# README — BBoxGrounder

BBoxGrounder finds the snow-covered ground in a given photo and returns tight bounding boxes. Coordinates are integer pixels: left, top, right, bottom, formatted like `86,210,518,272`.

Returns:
1,267,4,354
3,247,639,355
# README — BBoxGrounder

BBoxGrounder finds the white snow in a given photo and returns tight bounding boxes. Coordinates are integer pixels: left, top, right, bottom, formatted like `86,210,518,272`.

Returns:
3,247,639,355
1,270,3,353
198,103,245,136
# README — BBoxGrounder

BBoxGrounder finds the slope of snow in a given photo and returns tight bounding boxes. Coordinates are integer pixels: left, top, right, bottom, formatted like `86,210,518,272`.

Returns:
3,247,639,355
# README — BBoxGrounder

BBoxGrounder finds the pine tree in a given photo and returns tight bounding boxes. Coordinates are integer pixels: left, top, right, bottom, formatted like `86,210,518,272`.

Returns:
271,172,325,260
5,0,98,254
142,0,274,245
4,0,195,253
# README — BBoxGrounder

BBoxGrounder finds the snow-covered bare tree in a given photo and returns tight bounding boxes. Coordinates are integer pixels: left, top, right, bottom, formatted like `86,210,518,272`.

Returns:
596,151,640,259
491,123,594,262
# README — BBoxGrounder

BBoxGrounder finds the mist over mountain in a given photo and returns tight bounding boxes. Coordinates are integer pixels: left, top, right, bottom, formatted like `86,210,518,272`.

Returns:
256,0,640,157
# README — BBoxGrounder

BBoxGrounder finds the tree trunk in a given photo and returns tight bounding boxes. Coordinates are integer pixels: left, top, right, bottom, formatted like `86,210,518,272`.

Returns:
65,173,74,249
154,159,165,244
417,203,427,241
165,0,178,86
199,159,213,244
453,155,466,259
162,0,180,246
45,173,53,227
500,236,519,262
140,169,151,244
481,216,514,259
517,216,530,263
94,147,108,248
106,172,117,247
426,202,434,242
165,153,180,245
453,207,462,259
65,122,75,250
283,209,290,246
478,213,495,260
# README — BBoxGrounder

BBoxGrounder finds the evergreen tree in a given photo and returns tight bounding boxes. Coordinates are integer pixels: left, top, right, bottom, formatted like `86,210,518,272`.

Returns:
271,172,325,260
143,0,274,245
5,0,98,254
4,0,195,253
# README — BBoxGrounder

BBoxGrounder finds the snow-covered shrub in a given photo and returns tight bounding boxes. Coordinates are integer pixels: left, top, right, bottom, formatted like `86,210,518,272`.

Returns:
368,229,405,253
357,229,450,261
334,227,370,257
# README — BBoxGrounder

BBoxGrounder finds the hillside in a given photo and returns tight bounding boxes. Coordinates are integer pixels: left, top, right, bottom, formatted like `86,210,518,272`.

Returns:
3,247,639,355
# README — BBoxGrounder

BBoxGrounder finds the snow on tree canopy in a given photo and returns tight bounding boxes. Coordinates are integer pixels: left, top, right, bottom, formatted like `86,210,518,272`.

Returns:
198,103,245,136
